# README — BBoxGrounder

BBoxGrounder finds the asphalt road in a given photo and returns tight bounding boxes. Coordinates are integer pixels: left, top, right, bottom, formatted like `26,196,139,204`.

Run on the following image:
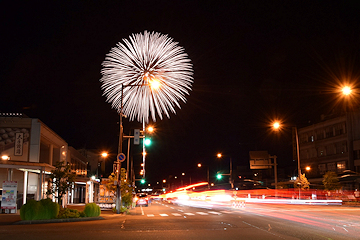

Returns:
1,201,359,240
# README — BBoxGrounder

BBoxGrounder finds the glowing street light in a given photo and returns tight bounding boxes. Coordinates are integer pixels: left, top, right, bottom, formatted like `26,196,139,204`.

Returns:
272,121,281,130
342,86,352,96
101,152,108,158
147,126,154,133
305,166,311,171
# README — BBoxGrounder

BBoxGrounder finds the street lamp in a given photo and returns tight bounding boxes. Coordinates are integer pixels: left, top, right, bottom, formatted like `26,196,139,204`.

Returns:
99,152,108,178
197,163,210,189
115,82,159,214
342,86,352,96
271,121,301,181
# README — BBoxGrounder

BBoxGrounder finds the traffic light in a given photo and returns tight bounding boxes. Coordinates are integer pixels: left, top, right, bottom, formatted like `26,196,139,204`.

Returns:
140,179,146,184
144,138,151,146
216,174,222,180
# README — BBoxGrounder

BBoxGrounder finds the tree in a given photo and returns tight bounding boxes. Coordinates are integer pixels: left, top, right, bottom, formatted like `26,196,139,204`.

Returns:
103,168,133,208
322,171,341,191
294,173,310,190
47,161,76,206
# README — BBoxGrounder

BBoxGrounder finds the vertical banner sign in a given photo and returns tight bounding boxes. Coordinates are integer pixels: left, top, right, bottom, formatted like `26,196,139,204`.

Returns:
134,129,140,145
1,181,17,209
14,132,24,156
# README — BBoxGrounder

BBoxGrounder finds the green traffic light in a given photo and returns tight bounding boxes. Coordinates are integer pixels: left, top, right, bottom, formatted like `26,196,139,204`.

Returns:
216,174,222,180
144,138,151,146
141,179,145,184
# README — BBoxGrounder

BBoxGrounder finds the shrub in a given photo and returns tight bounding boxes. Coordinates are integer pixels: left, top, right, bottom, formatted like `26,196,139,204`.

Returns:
57,208,80,218
20,198,59,220
20,199,39,220
84,203,101,217
120,206,129,214
38,198,59,219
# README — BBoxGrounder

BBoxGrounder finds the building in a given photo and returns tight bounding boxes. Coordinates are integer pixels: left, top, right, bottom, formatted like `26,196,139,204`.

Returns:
297,111,360,189
0,113,97,209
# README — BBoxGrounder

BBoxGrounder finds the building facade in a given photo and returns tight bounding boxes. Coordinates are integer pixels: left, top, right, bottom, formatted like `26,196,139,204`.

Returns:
297,111,360,189
0,114,97,209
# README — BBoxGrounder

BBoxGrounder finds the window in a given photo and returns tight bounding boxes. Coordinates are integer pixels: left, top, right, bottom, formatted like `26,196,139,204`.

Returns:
327,162,336,172
334,123,345,136
318,164,326,175
335,141,347,154
316,129,325,140
317,146,326,157
325,127,334,138
337,161,346,172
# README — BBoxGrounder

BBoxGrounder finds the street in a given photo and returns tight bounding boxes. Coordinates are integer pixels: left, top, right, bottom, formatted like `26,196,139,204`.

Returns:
1,201,360,240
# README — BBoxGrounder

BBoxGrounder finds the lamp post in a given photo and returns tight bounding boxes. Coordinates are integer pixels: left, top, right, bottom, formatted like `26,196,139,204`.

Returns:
272,121,301,181
116,83,159,214
197,163,210,189
98,152,108,178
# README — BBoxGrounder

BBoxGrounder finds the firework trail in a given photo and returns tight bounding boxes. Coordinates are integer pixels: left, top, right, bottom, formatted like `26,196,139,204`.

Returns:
100,31,193,122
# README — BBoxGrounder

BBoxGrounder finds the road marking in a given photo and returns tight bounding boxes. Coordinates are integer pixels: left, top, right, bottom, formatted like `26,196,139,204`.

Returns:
141,206,144,215
160,214,168,217
170,207,174,209
184,213,195,215
147,214,155,217
208,211,221,215
196,212,209,215
178,209,184,212
172,213,182,216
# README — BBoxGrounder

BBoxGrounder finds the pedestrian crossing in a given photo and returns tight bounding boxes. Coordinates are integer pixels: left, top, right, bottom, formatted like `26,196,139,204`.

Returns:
146,210,230,217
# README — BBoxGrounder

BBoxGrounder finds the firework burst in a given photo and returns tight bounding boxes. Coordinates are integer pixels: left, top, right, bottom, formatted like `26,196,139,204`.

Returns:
100,31,193,122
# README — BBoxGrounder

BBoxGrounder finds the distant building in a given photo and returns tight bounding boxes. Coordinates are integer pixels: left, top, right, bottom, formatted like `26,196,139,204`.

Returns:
297,111,360,189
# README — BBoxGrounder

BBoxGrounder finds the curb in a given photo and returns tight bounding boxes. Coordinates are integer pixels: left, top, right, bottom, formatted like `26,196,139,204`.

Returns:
13,216,104,225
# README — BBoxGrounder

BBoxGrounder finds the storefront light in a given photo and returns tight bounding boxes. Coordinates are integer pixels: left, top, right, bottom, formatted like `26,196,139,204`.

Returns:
1,155,10,160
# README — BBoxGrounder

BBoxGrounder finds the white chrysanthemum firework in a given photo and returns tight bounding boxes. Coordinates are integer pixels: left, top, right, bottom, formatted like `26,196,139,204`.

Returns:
100,31,193,122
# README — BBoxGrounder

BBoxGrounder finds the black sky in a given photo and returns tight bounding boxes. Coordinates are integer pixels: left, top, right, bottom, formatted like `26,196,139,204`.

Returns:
2,1,360,185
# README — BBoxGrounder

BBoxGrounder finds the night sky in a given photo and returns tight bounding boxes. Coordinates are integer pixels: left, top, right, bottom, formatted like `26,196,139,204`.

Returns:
2,1,360,186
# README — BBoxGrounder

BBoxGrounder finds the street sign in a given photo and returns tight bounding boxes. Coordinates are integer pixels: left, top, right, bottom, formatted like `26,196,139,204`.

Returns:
134,129,140,145
117,153,126,162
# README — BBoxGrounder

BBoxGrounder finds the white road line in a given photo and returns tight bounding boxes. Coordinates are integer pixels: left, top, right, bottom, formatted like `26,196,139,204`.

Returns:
160,214,169,217
170,207,174,209
184,213,195,215
196,212,209,215
178,209,184,212
147,214,155,217
172,213,182,216
141,206,144,215
208,211,222,215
